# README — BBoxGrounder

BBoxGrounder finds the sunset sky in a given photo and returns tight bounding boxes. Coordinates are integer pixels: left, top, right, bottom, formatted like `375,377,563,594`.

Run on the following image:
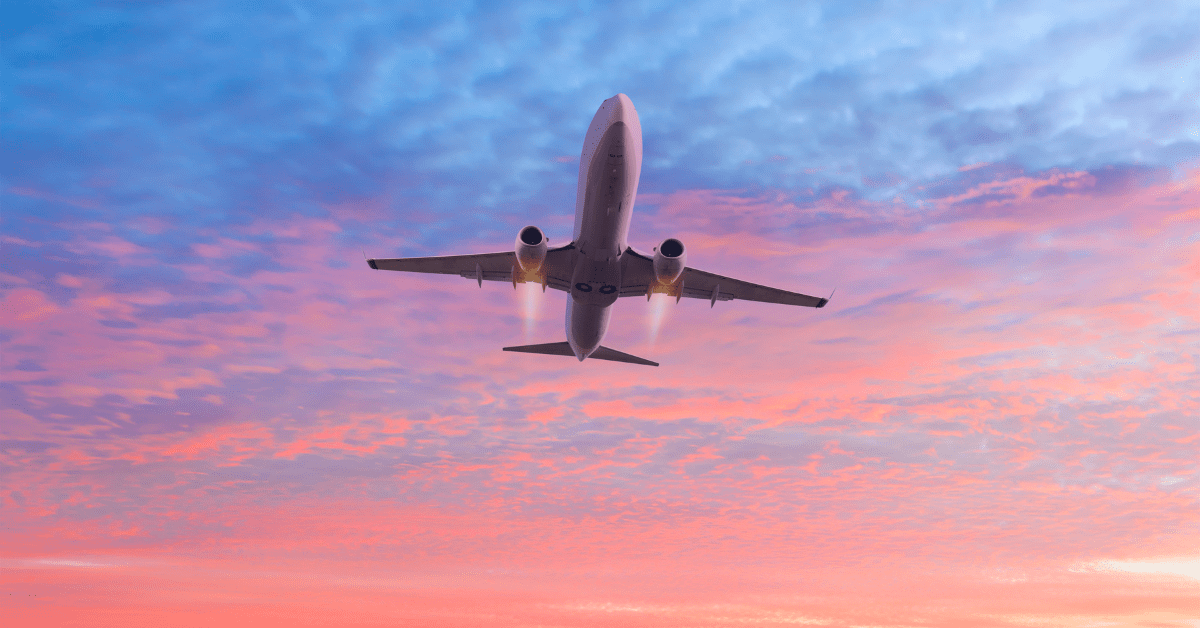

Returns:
3,1,1199,626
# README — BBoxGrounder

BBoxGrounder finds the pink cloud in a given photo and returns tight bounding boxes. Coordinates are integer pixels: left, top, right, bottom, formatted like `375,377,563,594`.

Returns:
2,166,1197,626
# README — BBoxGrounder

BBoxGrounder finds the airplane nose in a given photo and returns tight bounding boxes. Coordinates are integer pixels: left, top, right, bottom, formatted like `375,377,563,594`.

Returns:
610,93,633,118
606,94,640,146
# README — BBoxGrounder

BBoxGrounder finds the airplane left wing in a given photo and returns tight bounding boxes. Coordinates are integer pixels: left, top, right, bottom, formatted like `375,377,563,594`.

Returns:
619,247,828,308
367,244,576,291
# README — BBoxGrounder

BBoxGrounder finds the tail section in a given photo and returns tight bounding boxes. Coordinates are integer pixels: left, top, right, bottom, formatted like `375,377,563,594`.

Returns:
590,345,659,367
502,341,575,357
503,342,658,367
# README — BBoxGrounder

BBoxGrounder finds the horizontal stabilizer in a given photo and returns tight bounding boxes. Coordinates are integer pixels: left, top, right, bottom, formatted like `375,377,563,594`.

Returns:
503,342,659,367
591,345,659,367
502,341,575,357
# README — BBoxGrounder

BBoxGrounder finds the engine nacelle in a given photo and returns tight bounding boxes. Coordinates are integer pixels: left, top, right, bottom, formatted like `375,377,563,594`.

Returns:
515,225,548,272
653,238,686,284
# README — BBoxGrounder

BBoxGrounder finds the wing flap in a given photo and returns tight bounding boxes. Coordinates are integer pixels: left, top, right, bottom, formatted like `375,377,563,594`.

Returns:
369,252,514,275
368,244,576,292
617,247,827,308
679,267,826,307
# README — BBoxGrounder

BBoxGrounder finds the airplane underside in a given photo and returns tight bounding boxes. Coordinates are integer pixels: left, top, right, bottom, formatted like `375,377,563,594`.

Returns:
365,94,829,367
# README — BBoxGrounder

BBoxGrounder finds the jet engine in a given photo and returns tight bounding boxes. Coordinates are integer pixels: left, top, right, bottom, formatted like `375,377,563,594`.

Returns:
653,238,686,284
515,225,548,272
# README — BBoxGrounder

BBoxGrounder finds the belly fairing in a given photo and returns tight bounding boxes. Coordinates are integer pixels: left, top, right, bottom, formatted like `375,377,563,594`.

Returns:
569,252,621,307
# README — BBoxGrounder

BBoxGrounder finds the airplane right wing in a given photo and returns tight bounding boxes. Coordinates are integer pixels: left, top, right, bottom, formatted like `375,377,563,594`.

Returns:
619,247,828,308
368,243,576,291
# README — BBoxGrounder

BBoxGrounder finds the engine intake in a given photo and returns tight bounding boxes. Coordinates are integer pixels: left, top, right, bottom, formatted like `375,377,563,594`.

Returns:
515,225,548,272
653,238,686,284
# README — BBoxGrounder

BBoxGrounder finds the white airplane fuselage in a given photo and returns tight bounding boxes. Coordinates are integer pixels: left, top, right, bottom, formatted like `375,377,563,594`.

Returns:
565,94,643,361
366,93,828,365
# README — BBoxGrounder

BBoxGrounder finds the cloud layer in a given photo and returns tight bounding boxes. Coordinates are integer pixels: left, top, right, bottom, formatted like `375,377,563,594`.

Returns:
4,164,1198,625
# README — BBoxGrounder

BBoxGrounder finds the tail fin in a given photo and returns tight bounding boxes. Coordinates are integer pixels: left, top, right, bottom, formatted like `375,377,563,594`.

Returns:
503,342,659,367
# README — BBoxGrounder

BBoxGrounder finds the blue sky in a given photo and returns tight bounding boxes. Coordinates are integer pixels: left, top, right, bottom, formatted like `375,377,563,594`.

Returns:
6,0,1198,247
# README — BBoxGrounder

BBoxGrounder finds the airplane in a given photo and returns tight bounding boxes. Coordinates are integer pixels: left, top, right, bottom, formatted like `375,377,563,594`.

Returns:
367,94,829,367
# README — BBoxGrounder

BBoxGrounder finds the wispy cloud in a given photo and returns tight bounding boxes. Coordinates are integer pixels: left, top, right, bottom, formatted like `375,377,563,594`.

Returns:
3,167,1195,574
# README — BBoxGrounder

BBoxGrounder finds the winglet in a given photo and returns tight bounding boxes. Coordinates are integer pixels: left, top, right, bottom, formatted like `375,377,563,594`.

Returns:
816,287,835,308
366,258,379,270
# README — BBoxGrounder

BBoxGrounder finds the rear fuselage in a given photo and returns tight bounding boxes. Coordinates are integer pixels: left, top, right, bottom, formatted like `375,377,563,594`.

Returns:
566,94,643,360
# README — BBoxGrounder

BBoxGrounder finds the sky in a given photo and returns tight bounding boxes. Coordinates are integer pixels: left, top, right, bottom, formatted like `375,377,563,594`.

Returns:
2,0,1199,626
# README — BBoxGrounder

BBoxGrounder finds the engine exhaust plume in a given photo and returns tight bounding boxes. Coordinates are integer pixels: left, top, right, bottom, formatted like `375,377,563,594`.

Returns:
647,291,672,345
519,281,541,340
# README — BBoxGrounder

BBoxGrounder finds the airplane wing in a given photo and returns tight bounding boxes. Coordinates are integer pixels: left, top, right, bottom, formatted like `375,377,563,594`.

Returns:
367,244,576,291
618,247,828,308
